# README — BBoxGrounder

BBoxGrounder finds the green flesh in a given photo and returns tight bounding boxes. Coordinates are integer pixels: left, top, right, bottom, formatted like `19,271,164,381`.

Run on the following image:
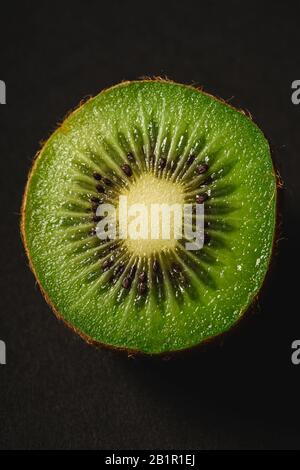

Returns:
22,81,277,354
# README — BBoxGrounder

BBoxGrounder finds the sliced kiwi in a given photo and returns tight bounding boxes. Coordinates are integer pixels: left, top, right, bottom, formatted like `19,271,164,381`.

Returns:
21,80,277,354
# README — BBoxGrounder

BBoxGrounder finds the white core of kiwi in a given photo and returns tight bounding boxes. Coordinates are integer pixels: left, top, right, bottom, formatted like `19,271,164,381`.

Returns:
118,173,185,257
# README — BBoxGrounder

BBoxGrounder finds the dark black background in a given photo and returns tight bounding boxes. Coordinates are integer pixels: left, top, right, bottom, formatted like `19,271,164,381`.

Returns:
0,0,299,450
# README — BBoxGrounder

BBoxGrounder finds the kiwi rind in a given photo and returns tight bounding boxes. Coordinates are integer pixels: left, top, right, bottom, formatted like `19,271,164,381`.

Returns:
21,78,277,355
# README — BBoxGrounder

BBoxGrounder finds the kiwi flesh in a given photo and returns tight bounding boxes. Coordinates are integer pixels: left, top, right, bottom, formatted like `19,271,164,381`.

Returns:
21,80,277,355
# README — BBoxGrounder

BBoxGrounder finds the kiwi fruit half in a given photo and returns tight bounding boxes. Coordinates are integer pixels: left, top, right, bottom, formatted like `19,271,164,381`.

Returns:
21,80,277,355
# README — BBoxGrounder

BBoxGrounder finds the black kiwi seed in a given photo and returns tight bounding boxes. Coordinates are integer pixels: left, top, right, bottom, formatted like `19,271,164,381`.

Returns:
172,262,182,273
170,160,177,170
91,203,99,213
114,263,125,276
96,184,105,193
121,164,132,177
111,265,125,284
91,196,100,204
122,276,132,289
139,271,147,282
157,158,166,170
127,152,135,163
92,215,102,222
93,172,102,180
204,233,211,244
149,154,155,165
138,282,147,295
186,154,196,166
129,265,137,279
153,259,159,272
102,257,114,271
201,175,213,186
196,193,209,204
103,178,112,186
195,163,209,175
90,228,97,236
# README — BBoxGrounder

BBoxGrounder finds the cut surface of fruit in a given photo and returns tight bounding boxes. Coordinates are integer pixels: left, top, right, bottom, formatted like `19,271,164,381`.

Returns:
21,80,277,354
119,173,185,255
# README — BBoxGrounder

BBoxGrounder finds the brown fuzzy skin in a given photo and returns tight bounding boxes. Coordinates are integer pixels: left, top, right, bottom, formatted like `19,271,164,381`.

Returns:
20,78,280,359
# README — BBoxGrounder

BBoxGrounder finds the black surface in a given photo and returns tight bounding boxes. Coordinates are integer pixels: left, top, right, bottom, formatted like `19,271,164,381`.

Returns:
0,1,299,450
